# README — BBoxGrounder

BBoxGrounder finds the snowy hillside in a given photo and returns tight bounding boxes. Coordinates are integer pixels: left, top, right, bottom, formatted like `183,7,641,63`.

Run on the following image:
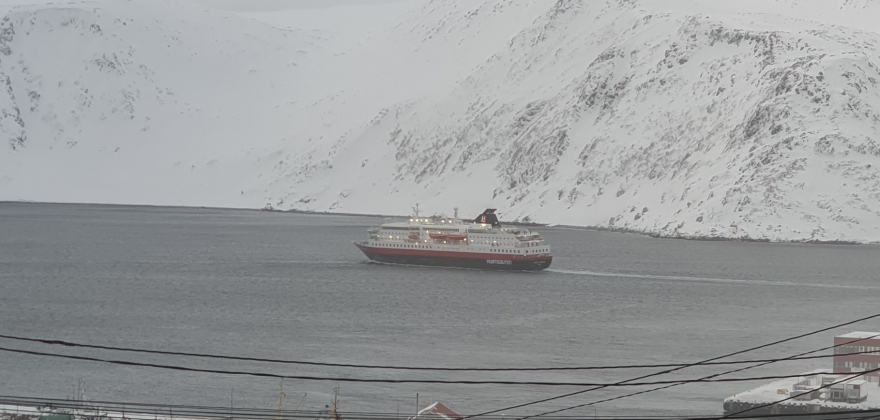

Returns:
3,0,880,242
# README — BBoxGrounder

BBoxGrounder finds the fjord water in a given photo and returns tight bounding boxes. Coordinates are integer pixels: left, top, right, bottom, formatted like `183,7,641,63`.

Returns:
1,203,878,417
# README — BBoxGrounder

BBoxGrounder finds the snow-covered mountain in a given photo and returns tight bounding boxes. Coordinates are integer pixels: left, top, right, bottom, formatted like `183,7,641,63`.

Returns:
3,0,880,242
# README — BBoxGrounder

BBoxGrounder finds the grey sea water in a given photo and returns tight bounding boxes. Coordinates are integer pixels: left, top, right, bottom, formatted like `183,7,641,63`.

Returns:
1,203,878,418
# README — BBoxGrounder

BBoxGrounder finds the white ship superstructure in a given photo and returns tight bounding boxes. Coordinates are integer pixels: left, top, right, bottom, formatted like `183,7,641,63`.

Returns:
354,209,552,271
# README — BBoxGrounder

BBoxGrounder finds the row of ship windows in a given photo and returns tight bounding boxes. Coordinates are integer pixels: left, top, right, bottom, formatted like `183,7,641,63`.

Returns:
373,242,548,254
377,244,435,249
375,237,541,247
380,236,507,243
835,346,880,355
487,249,549,254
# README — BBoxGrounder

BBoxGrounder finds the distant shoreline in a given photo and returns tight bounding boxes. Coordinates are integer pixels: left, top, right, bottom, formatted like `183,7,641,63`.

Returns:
0,200,549,227
554,224,872,246
1,200,874,245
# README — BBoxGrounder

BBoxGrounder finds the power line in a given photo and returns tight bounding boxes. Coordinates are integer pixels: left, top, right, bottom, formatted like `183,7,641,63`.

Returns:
4,322,878,418
464,312,880,418
518,332,880,420
0,346,853,387
1,334,870,372
721,366,880,419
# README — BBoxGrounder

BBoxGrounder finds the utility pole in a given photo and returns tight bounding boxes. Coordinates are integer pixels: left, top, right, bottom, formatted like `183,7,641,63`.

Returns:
76,379,84,412
230,388,234,420
331,387,340,420
276,380,285,420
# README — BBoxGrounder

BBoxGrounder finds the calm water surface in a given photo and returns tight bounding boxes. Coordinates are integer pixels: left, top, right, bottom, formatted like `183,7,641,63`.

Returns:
1,203,878,417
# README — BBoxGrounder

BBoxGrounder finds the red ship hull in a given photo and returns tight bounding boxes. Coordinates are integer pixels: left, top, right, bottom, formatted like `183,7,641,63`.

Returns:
354,242,552,271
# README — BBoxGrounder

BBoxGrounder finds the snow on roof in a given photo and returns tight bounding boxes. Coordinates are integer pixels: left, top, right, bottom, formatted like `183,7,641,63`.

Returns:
726,369,831,405
725,370,880,409
837,332,880,339
408,402,462,420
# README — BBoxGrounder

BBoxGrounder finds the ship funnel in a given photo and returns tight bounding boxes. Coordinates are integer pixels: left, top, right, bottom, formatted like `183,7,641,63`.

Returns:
473,209,500,227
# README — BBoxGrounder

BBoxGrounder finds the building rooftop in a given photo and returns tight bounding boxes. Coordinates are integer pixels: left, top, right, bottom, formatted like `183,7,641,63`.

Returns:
837,332,880,339
725,369,880,410
724,369,880,410
409,402,462,420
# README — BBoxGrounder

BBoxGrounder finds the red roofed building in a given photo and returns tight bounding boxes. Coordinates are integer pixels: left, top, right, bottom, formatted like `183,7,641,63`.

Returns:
408,402,463,420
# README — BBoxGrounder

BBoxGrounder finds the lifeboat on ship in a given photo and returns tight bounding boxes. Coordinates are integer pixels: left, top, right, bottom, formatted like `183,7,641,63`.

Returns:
428,232,448,240
447,233,467,241
517,233,541,241
408,232,420,241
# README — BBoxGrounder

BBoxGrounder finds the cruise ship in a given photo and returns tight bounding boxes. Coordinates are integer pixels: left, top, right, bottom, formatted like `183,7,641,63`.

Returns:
354,208,552,271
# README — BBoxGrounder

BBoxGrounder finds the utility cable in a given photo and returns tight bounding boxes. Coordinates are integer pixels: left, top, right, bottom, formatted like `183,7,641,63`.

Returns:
721,366,880,419
0,346,857,387
465,312,880,418
517,332,880,419
0,334,875,372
